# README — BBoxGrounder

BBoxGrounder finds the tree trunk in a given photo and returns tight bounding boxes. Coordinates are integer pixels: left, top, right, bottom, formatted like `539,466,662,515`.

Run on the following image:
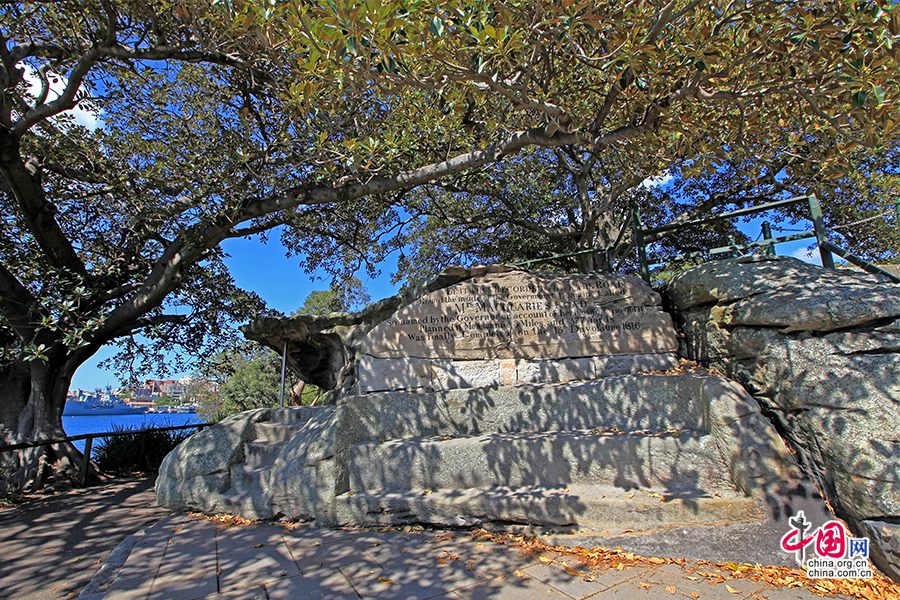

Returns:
0,356,92,493
574,205,620,274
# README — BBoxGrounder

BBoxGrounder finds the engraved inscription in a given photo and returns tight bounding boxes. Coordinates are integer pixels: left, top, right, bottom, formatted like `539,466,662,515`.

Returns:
360,271,677,360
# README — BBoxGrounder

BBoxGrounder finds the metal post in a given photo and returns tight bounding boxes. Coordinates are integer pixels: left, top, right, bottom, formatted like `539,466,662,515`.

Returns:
80,436,92,486
631,205,651,283
761,221,775,256
808,194,835,269
727,235,739,258
279,342,287,408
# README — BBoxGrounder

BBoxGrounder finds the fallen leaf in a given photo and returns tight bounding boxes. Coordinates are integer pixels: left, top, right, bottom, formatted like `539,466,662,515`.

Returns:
648,557,666,565
476,543,484,549
666,584,677,594
640,582,652,589
564,566,581,576
378,577,397,584
253,544,265,548
539,556,553,563
624,493,635,498
515,569,526,577
691,593,700,598
726,584,741,594
622,529,634,533
686,576,700,580
466,564,474,571
437,558,447,565
347,492,353,496
400,548,408,553
422,490,432,495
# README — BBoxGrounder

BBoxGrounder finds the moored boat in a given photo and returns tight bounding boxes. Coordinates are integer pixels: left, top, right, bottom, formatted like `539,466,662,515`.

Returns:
63,399,148,416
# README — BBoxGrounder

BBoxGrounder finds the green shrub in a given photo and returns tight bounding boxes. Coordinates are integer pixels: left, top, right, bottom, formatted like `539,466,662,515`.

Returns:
91,424,195,473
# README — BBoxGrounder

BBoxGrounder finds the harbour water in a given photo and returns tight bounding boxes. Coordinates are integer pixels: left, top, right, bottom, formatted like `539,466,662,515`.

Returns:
63,412,204,452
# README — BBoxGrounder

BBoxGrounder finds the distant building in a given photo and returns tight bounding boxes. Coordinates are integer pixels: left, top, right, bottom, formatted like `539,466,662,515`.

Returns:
129,377,218,401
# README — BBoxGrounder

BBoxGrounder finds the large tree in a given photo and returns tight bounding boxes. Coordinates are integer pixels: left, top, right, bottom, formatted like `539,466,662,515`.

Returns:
392,141,900,281
2,0,898,490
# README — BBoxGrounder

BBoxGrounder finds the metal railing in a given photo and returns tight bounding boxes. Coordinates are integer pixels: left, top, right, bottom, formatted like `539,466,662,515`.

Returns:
515,194,900,284
0,423,207,486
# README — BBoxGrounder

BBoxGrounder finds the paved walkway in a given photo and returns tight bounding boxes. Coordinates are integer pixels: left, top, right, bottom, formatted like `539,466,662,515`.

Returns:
0,477,168,600
0,477,884,600
93,513,862,600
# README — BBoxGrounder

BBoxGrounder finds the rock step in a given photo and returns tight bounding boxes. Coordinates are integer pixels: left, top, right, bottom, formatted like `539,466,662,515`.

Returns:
251,422,303,444
348,429,733,493
243,441,284,470
332,484,763,532
230,463,270,493
265,406,323,425
342,375,715,444
220,488,275,521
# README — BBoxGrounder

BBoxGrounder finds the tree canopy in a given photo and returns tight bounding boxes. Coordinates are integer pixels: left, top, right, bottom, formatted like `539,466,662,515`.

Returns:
2,0,899,488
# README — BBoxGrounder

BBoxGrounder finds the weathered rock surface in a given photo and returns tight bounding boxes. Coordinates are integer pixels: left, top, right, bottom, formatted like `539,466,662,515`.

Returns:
157,263,822,574
360,270,676,361
663,255,900,581
357,353,679,393
157,373,801,538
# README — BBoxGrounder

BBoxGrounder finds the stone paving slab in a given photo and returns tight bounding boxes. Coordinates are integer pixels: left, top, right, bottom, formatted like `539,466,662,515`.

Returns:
84,513,872,600
0,476,169,600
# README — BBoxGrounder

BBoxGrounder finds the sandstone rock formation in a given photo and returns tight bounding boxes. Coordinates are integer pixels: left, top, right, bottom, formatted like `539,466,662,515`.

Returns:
159,266,804,562
663,255,900,581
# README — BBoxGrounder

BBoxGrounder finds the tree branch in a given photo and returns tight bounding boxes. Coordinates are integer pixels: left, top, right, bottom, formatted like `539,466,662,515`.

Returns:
0,134,88,275
0,261,43,342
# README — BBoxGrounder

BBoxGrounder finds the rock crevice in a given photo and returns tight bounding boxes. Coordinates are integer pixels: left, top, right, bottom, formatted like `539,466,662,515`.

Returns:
662,255,900,581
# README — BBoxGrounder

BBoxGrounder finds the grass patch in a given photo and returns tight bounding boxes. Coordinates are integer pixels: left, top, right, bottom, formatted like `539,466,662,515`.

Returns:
92,423,195,474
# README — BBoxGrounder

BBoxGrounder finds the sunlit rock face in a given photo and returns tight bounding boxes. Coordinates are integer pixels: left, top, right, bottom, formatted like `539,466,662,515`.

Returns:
159,264,822,570
663,255,900,581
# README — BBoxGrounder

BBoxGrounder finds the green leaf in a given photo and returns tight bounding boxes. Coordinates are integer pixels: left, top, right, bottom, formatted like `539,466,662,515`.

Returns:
429,16,444,37
852,90,868,108
872,84,885,105
694,60,706,72
473,54,484,74
346,36,358,56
